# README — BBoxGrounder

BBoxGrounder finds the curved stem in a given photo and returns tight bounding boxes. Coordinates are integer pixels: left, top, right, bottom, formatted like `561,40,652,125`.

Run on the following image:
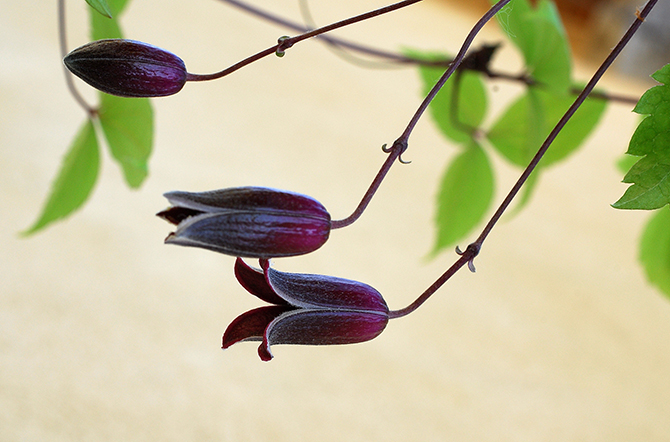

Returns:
218,0,428,65
58,0,96,116
397,0,511,142
331,142,403,229
219,0,641,107
390,0,658,319
389,244,479,319
188,0,423,82
185,46,277,82
471,0,657,249
331,0,511,227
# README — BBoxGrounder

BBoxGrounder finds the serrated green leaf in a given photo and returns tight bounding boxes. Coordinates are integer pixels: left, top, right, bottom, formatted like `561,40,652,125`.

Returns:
23,119,100,235
616,154,639,175
651,63,670,86
431,141,494,254
614,64,670,210
487,86,606,167
406,49,487,144
98,93,153,188
639,208,670,298
493,0,571,93
613,154,670,209
85,0,113,18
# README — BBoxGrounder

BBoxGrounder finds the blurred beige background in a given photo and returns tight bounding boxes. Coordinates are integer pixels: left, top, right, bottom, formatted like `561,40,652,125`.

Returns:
2,0,670,440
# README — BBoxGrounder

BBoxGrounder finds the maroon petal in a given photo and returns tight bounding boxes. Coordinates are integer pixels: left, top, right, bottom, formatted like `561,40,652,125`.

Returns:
164,210,329,258
222,305,294,349
160,187,331,259
234,258,287,305
164,187,330,220
265,265,388,313
259,309,389,361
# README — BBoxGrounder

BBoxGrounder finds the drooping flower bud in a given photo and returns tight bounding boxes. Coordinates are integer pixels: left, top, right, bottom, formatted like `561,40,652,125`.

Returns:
157,187,331,258
223,259,389,361
64,39,187,97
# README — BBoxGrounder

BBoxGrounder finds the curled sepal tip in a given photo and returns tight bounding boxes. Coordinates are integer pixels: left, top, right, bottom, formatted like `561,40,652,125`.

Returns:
456,245,477,273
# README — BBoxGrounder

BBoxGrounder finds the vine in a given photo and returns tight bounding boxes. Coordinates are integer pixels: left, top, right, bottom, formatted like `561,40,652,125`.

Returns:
24,0,668,359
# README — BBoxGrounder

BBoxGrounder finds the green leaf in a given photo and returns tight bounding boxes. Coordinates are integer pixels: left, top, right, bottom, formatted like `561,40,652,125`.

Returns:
90,6,123,40
639,208,670,298
98,93,153,188
85,0,113,18
616,154,639,175
89,0,130,40
487,86,607,168
431,141,494,254
487,87,545,166
407,50,487,144
23,119,100,235
89,0,155,189
613,64,670,210
107,0,131,15
612,156,670,210
493,0,571,93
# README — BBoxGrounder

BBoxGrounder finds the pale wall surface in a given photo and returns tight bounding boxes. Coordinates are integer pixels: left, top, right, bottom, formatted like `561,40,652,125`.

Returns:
2,0,670,441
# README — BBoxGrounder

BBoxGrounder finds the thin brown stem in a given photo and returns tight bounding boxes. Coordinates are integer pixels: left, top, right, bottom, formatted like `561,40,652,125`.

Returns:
472,0,657,249
397,0,512,142
188,0,423,82
389,244,479,319
331,0,511,227
330,142,403,229
58,0,96,115
218,0,640,107
218,0,428,65
390,0,658,319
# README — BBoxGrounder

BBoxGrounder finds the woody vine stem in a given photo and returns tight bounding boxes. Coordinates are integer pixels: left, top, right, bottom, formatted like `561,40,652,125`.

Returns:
58,0,658,318
389,0,658,319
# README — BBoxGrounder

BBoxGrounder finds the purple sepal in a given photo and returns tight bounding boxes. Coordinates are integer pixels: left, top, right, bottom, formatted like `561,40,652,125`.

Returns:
64,39,187,98
158,187,331,258
224,258,389,361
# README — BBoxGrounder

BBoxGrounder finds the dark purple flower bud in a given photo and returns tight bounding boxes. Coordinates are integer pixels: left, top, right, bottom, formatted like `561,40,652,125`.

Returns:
64,39,187,97
157,187,331,258
223,258,389,361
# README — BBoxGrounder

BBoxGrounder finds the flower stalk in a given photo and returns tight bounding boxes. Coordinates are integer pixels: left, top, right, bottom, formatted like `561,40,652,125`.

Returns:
388,0,659,319
154,0,659,361
186,0,424,82
331,0,512,227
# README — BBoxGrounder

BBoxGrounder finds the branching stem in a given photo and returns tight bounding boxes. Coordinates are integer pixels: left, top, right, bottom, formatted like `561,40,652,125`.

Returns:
389,0,659,319
332,0,512,228
187,0,423,82
218,0,640,106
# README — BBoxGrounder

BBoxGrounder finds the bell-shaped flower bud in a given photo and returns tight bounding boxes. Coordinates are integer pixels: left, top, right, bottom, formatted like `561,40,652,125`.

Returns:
64,39,187,97
223,258,389,361
157,187,331,259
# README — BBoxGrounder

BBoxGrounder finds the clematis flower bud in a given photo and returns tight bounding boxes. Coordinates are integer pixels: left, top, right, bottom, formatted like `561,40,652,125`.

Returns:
157,187,331,258
223,258,389,361
64,39,187,97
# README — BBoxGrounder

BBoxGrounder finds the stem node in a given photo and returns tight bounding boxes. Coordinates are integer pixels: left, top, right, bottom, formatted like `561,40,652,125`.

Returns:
276,36,292,57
